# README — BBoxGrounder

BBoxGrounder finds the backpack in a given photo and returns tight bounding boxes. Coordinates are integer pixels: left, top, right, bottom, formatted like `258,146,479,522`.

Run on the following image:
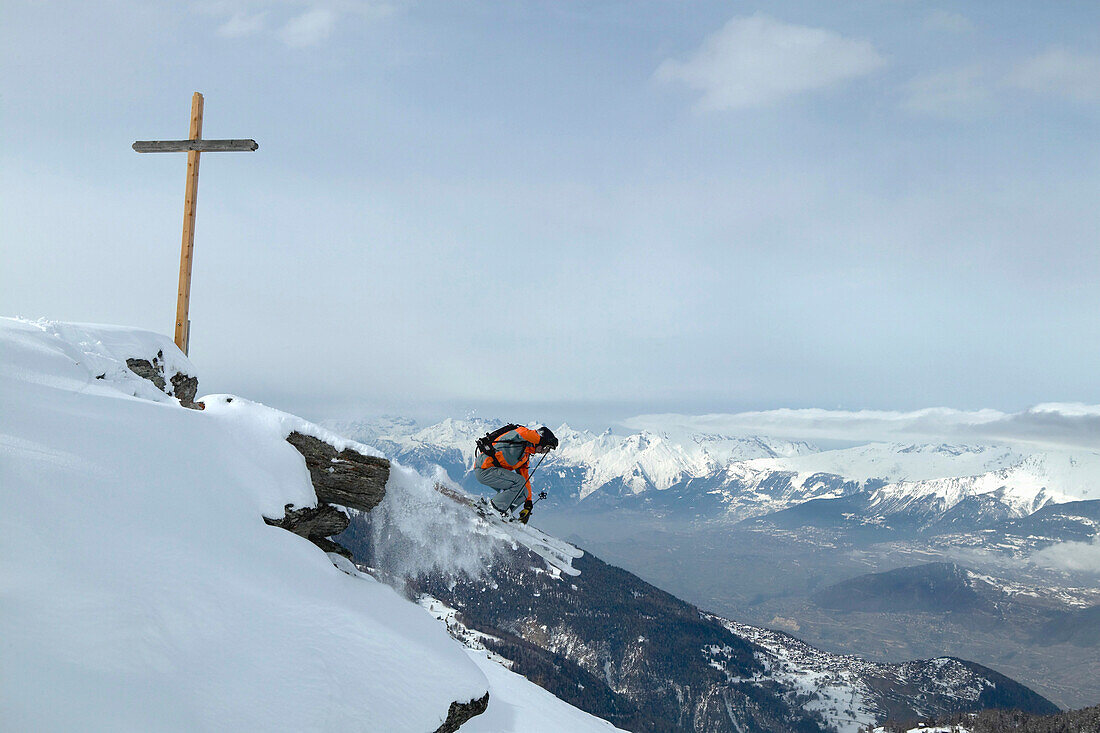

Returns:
476,424,522,468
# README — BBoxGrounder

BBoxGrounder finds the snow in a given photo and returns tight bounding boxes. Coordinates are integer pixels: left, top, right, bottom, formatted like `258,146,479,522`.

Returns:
363,462,585,576
1,318,196,402
368,470,584,580
866,461,1072,519
0,317,610,731
527,425,815,500
461,649,626,732
418,595,513,667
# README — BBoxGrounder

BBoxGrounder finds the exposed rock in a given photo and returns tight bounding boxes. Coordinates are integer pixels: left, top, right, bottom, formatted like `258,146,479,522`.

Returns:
263,503,355,559
125,351,202,409
264,503,350,539
170,372,199,409
267,433,391,561
126,357,166,392
285,432,389,513
433,692,489,733
310,537,354,560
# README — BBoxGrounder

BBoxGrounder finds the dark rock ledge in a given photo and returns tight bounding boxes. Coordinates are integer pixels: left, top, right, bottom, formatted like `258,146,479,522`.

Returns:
433,693,490,733
284,432,389,512
125,351,201,409
267,432,391,560
263,503,353,558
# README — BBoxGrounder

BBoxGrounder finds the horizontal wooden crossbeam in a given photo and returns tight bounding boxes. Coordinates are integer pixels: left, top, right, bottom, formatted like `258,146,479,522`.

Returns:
133,139,258,153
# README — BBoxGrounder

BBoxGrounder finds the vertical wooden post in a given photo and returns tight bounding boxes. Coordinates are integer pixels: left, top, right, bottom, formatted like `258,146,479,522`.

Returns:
174,92,204,355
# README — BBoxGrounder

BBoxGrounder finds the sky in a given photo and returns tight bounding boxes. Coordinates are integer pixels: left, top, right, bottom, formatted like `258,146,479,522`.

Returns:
3,0,1099,430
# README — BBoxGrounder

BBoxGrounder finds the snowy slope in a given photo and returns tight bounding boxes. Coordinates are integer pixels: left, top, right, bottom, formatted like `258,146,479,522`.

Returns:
417,598,624,732
462,649,625,733
0,318,619,732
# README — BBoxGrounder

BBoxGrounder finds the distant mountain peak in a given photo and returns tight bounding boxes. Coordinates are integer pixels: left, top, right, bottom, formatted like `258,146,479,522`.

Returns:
320,415,1100,531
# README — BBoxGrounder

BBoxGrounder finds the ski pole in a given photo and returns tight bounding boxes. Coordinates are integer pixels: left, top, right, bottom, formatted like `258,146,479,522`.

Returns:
524,452,551,501
527,452,547,481
509,454,549,515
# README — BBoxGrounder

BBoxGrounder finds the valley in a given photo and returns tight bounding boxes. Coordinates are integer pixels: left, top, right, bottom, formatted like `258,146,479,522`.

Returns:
541,513,1100,710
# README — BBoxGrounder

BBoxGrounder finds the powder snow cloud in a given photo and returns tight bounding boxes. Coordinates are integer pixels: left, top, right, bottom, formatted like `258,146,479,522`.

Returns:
655,13,885,110
623,404,1100,451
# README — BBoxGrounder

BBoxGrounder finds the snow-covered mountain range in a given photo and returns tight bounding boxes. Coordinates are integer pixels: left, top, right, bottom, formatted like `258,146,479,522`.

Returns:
323,417,1100,532
326,417,815,499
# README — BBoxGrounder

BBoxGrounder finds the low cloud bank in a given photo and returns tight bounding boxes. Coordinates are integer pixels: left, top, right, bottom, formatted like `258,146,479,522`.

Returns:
1029,539,1100,575
622,403,1100,451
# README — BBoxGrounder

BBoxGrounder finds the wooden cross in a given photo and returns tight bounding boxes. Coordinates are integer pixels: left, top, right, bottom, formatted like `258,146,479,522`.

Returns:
133,92,258,355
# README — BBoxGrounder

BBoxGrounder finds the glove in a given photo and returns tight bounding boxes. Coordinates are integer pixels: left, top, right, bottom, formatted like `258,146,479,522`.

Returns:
518,499,533,524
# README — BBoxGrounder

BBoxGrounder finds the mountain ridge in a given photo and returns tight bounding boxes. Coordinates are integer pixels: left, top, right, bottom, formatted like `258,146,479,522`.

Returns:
323,416,1098,531
338,483,1060,732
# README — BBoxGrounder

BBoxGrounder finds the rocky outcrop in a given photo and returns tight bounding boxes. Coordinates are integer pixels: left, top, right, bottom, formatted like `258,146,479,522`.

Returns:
263,504,353,558
126,357,166,392
266,432,391,560
285,432,389,513
125,351,202,409
169,372,198,408
433,692,489,733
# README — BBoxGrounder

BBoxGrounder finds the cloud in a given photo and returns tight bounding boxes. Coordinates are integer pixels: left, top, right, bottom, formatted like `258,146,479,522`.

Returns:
216,11,267,38
655,13,885,110
902,65,995,118
904,47,1100,117
1029,538,1100,574
924,10,972,34
1008,47,1100,103
278,7,337,47
203,1,395,46
622,403,1100,451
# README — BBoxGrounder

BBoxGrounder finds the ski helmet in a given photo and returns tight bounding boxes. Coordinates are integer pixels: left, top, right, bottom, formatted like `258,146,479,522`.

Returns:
537,426,559,450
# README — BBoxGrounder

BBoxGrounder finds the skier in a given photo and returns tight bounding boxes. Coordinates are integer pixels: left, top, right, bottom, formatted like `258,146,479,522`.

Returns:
474,425,559,523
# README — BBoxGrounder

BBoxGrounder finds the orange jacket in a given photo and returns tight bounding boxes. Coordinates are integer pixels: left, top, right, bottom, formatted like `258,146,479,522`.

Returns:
477,426,543,501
